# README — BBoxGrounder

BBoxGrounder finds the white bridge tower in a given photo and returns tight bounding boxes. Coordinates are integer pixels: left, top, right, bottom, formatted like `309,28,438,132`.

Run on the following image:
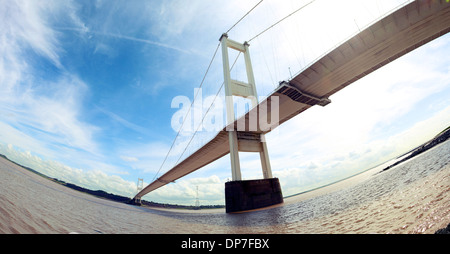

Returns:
220,33,283,213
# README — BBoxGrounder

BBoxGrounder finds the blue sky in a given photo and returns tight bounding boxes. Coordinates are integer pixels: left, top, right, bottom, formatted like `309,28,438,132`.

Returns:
1,0,449,205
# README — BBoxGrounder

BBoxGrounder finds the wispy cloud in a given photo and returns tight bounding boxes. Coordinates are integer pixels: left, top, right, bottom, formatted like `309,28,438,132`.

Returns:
103,32,193,54
95,106,150,136
0,0,69,68
120,156,139,162
0,1,105,169
57,27,193,54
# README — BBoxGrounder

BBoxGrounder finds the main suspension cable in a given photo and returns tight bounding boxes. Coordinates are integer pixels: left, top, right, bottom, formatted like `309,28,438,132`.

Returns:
226,0,264,34
248,0,315,42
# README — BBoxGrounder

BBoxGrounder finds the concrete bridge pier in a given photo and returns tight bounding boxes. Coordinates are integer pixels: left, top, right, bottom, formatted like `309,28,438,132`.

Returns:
129,196,142,206
225,178,283,213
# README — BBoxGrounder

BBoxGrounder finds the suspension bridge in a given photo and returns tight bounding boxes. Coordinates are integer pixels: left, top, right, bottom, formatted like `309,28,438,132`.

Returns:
132,0,450,212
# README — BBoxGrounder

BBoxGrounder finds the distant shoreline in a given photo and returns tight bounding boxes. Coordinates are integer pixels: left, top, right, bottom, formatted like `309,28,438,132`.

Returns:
0,153,224,210
285,126,450,203
380,126,450,173
1,126,448,211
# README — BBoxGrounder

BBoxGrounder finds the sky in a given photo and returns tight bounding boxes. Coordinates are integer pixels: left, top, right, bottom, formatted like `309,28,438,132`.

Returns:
0,0,449,205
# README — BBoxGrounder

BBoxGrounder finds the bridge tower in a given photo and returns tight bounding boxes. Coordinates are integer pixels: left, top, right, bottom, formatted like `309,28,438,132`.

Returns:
195,186,200,208
220,33,283,213
137,178,144,192
134,178,144,205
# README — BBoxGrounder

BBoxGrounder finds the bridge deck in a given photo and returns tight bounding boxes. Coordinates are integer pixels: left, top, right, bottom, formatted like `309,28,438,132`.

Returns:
135,0,450,200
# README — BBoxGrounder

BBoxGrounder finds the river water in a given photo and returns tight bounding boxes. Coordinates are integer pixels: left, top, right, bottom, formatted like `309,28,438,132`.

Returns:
1,141,449,234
